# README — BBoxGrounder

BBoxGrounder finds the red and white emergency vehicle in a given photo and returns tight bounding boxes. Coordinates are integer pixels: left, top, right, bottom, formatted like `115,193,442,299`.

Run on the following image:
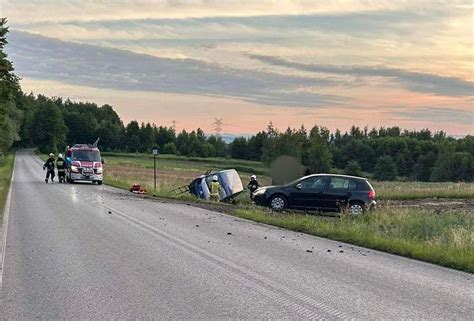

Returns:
65,144,104,184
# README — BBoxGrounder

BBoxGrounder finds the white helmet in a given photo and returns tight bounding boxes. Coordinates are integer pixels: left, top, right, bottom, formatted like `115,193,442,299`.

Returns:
49,153,54,157
251,175,257,180
58,153,63,158
212,175,218,181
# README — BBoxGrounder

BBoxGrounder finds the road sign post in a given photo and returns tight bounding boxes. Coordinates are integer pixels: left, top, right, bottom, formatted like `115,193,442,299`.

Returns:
152,147,158,192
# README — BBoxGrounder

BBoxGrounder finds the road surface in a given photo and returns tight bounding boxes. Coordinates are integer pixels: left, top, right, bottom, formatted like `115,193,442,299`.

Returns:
0,150,472,319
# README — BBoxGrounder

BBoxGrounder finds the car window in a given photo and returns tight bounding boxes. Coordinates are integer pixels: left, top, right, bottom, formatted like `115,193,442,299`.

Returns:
355,179,371,191
348,179,357,190
329,177,350,190
300,176,328,190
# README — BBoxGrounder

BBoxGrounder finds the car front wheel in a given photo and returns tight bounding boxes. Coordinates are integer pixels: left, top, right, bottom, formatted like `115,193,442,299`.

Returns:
269,195,287,212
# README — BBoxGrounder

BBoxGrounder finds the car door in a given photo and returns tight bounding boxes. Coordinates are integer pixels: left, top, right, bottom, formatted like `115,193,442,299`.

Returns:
289,176,329,209
324,177,352,210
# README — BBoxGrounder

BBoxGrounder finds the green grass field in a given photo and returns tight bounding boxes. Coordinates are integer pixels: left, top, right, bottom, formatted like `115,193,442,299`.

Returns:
0,153,15,224
373,181,474,200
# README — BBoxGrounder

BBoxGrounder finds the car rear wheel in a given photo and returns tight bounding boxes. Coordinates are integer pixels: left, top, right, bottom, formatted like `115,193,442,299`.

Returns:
349,202,364,216
269,195,287,212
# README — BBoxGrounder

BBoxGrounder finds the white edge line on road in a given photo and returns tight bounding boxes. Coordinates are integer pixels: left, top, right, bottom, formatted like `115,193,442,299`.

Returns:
0,154,15,287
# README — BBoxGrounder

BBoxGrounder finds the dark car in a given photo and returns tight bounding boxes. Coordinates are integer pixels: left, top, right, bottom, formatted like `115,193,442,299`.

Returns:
252,174,376,215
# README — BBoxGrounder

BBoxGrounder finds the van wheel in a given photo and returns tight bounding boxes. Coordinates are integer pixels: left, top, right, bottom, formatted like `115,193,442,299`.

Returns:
269,195,287,212
349,202,365,215
97,181,103,185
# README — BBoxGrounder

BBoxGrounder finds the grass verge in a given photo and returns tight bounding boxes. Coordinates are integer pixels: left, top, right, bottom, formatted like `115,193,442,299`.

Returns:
233,207,474,273
0,153,15,224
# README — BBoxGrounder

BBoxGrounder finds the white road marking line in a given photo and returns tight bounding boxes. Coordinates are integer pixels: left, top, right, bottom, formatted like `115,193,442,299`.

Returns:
0,154,16,287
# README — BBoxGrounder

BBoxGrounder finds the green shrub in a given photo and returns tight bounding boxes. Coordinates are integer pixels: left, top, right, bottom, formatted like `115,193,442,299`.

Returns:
163,142,177,155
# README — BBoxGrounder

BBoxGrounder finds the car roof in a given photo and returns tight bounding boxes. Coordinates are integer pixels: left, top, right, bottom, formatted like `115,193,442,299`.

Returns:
301,173,368,181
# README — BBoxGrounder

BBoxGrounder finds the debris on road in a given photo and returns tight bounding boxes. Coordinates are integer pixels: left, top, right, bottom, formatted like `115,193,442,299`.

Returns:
130,183,147,194
306,249,313,253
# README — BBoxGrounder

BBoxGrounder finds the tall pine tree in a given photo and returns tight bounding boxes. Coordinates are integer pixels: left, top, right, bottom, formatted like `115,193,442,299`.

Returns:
0,18,21,156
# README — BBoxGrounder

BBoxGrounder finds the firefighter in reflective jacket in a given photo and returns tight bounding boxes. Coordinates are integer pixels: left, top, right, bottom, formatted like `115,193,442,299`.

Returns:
43,153,55,183
56,153,66,183
209,175,222,202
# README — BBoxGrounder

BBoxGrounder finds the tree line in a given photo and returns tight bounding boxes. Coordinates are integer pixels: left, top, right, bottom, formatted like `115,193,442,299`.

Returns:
229,124,474,182
1,19,473,182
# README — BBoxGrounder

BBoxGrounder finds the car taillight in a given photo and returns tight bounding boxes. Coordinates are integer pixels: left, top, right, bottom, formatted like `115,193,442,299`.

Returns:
368,190,375,200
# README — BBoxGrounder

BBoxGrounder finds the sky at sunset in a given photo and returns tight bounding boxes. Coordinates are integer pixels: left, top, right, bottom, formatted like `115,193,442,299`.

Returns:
1,0,473,136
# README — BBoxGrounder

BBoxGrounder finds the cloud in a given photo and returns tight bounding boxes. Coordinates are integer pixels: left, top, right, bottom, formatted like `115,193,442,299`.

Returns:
391,107,474,125
3,0,415,24
7,31,347,108
249,55,474,97
12,7,462,42
8,3,471,81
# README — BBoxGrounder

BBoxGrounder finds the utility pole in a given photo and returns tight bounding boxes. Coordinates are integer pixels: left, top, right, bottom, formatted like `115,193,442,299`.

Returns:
213,118,224,136
152,146,158,192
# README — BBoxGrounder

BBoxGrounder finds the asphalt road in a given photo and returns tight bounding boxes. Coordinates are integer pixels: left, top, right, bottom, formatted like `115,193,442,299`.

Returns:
0,150,472,319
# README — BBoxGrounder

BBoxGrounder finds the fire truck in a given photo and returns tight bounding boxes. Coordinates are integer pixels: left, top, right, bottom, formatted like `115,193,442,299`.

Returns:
65,144,104,184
